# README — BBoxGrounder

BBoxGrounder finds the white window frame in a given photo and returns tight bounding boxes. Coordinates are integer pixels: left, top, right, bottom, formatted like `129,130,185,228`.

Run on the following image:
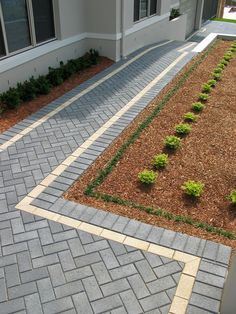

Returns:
0,0,56,60
134,0,159,23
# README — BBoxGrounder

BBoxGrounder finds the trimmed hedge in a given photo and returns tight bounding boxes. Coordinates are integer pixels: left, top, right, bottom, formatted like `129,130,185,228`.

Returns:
0,49,99,113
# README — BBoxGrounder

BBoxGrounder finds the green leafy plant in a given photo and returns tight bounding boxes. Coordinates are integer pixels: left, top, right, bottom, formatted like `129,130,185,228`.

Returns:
170,8,180,20
164,135,181,150
220,59,229,66
228,47,236,53
214,67,223,74
17,78,37,101
34,76,51,95
217,63,225,69
175,123,191,135
207,79,216,87
192,102,205,112
213,73,222,81
1,88,21,109
138,170,157,184
152,154,169,169
89,49,100,65
181,180,204,198
47,66,64,86
227,190,236,205
224,53,232,61
198,93,209,102
184,112,197,122
202,83,212,93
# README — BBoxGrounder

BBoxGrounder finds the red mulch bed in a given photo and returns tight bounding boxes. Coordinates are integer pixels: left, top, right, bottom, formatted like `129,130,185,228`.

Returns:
65,41,236,248
0,57,113,134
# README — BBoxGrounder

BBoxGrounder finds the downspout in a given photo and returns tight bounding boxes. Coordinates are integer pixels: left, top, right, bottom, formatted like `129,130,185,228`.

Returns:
120,0,125,59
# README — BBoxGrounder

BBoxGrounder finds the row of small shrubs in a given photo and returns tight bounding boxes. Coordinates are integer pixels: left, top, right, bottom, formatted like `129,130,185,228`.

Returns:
0,49,99,113
138,41,236,204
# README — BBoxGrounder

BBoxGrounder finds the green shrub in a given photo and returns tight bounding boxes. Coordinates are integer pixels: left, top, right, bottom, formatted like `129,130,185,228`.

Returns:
224,54,232,61
213,73,222,81
34,76,51,95
47,66,64,86
1,88,21,109
181,180,204,198
214,67,223,74
0,104,4,114
89,49,100,65
138,170,157,184
17,78,37,101
198,93,209,102
191,102,205,112
227,190,236,205
170,8,180,20
220,59,229,66
184,112,197,122
202,83,212,93
152,154,169,169
207,79,217,87
217,63,225,69
175,123,191,135
60,60,77,80
228,47,236,53
164,135,181,150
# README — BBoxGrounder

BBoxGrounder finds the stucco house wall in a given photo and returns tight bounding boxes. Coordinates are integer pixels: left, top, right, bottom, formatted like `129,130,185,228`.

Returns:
0,0,207,92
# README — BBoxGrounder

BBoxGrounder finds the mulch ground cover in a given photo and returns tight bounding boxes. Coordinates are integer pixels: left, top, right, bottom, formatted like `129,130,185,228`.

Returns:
0,57,113,134
65,40,236,248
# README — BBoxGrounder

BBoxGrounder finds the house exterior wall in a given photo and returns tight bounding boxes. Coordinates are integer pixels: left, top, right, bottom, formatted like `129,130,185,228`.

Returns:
0,0,206,93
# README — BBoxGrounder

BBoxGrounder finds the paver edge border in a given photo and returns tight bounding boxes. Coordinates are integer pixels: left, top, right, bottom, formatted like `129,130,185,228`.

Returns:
16,198,201,314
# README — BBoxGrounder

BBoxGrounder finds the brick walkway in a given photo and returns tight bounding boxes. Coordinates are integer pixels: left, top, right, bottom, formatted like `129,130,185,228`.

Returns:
0,22,235,313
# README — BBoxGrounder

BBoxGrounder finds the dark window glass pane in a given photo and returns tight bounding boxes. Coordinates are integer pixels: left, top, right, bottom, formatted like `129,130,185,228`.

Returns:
150,0,157,15
140,0,148,18
134,0,140,21
0,20,6,56
1,0,31,53
32,0,55,43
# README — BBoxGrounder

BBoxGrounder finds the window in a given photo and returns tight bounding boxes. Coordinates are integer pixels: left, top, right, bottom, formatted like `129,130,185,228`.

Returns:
0,0,55,58
134,0,159,22
32,0,55,43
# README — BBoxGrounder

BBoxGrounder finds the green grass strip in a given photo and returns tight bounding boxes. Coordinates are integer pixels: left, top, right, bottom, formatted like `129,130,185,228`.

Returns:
211,17,236,24
84,41,236,240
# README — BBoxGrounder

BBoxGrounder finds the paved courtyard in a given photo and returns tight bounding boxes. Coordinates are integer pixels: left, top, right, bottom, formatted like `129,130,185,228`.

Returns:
0,21,236,313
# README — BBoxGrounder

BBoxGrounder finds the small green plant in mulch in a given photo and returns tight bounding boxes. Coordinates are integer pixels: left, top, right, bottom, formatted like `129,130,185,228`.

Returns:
198,93,209,102
152,154,169,169
164,135,181,150
202,83,212,94
228,190,236,205
138,170,157,184
0,88,21,109
220,59,229,66
181,181,205,198
184,112,197,122
175,123,191,135
191,102,205,112
214,67,223,74
213,73,222,81
217,63,225,70
207,79,217,87
223,53,233,62
228,47,236,53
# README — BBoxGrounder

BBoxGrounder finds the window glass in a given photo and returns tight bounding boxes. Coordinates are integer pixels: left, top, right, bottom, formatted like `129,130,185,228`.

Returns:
1,0,31,53
32,0,55,43
134,0,140,22
0,20,5,56
140,0,148,19
150,0,157,15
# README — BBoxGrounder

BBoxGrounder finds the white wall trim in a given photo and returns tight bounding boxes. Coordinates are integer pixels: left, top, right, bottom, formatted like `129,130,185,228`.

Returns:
125,13,170,36
86,32,122,41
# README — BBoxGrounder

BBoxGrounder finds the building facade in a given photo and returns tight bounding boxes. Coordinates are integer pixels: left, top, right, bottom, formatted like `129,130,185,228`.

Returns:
0,0,217,92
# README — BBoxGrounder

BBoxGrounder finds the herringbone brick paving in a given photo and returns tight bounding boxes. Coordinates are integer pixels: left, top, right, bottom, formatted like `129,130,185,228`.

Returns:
0,22,235,313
